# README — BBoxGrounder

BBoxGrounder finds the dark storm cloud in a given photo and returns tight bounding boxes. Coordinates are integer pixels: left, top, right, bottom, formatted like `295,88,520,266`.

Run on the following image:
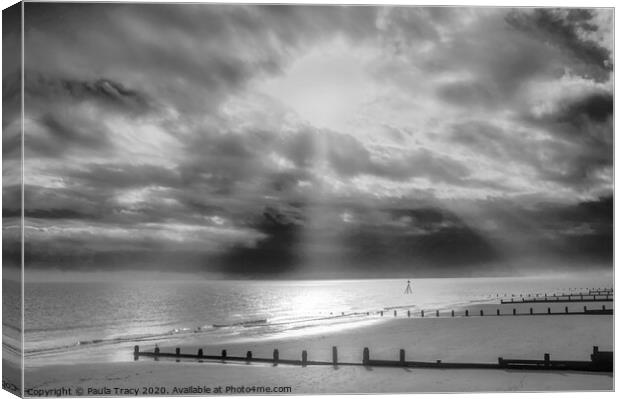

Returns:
532,196,612,229
215,207,304,275
25,73,154,116
450,69,612,191
340,222,500,276
519,196,612,264
553,92,613,128
211,196,608,276
520,90,612,188
505,9,612,81
209,203,503,277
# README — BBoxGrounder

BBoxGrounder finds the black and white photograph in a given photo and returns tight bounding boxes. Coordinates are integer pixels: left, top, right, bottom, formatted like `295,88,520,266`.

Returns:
1,0,615,396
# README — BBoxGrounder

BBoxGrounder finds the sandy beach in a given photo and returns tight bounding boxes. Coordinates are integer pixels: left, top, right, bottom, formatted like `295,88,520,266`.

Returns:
24,309,613,394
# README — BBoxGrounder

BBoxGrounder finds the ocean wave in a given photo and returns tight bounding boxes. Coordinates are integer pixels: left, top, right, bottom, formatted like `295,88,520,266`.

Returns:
24,312,378,358
212,319,268,328
24,328,199,357
24,297,497,359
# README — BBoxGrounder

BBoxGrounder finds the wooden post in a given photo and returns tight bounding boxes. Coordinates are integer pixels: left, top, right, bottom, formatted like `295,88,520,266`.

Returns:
394,310,397,317
480,309,484,316
513,309,516,315
175,348,180,357
399,349,405,365
273,349,279,364
332,346,338,366
363,347,370,365
544,353,550,367
465,310,469,317
496,309,500,316
451,310,454,317
134,345,139,360
436,310,439,317
529,308,533,315
421,310,424,317
565,306,568,314
302,350,307,367
408,310,411,317
221,349,227,359
246,351,252,361
198,349,203,358
547,307,551,314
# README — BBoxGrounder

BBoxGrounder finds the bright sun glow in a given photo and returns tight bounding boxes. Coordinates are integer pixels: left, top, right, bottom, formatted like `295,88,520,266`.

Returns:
259,40,375,131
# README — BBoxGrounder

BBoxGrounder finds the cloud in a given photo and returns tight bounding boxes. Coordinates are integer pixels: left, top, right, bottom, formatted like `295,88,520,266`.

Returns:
26,73,155,115
505,9,612,82
24,3,380,117
279,128,474,185
546,92,613,136
437,80,499,109
215,206,304,275
12,4,613,277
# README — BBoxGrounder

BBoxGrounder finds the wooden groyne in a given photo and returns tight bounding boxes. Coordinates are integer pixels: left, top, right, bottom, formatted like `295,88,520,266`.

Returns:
500,295,613,304
384,305,612,318
133,345,612,373
497,288,613,299
589,290,613,295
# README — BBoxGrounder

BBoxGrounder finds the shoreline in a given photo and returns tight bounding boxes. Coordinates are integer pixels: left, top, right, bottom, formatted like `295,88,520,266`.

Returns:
23,312,614,393
22,300,613,365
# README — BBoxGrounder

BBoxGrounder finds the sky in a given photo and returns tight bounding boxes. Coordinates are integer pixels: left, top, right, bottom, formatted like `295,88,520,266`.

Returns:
2,4,614,278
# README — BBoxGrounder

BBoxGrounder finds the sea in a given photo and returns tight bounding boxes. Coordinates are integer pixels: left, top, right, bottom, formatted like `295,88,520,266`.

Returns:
2,272,613,367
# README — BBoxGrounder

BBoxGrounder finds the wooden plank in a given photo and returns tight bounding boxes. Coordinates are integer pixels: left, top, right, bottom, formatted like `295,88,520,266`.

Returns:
134,348,613,373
